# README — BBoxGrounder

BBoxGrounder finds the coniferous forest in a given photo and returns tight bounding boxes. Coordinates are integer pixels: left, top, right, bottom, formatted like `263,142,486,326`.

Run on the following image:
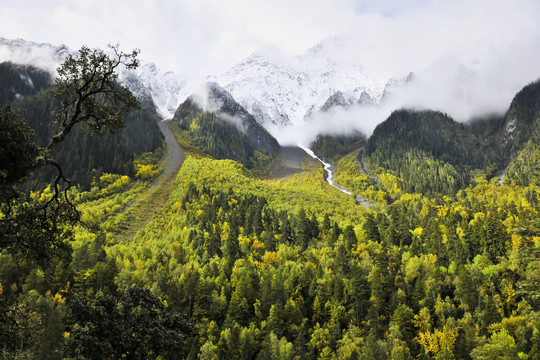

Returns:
0,46,539,360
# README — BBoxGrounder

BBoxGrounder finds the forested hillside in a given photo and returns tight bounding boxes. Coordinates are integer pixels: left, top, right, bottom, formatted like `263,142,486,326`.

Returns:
1,53,539,359
310,133,365,162
363,81,540,197
15,89,164,189
504,132,540,187
0,61,52,105
364,110,501,195
498,80,540,161
171,83,280,170
3,148,538,359
0,61,164,189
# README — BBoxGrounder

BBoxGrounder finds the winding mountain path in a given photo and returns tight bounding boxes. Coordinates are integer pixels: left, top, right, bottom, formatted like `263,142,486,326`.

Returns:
358,149,382,184
117,120,184,241
157,119,185,178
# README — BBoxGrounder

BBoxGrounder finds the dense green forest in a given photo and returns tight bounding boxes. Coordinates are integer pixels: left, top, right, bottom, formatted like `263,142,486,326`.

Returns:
0,61,164,190
363,81,540,197
16,89,164,189
1,51,539,359
0,62,53,105
2,149,538,359
497,81,540,160
364,110,501,196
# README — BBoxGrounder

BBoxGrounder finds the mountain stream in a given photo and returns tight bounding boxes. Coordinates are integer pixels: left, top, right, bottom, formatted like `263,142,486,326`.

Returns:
299,146,352,195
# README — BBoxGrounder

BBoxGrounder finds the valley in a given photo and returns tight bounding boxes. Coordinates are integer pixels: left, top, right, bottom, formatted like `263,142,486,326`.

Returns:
263,146,318,180
0,40,539,360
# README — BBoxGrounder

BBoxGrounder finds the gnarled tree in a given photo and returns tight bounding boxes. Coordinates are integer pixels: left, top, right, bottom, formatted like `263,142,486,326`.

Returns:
0,45,140,263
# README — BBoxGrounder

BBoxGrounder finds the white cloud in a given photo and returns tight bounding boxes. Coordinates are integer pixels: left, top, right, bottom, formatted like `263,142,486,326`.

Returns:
268,103,396,147
0,0,357,77
266,0,540,144
1,0,538,78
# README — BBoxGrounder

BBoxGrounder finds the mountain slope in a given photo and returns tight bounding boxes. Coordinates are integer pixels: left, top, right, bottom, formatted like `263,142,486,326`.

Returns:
310,133,366,162
0,62,53,105
15,89,164,189
171,82,279,169
365,109,499,195
1,37,410,131
498,80,540,186
0,37,69,73
498,80,540,160
366,110,496,168
0,61,163,189
0,37,189,119
118,62,190,119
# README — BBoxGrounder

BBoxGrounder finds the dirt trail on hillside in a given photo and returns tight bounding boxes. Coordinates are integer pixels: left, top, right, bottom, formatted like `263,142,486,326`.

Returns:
117,120,184,241
157,119,185,179
358,148,382,184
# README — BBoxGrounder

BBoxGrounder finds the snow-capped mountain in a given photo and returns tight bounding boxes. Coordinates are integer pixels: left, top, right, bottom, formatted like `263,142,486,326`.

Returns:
0,36,411,128
213,36,409,127
379,72,415,104
117,62,191,119
0,37,189,119
0,37,70,73
320,91,349,112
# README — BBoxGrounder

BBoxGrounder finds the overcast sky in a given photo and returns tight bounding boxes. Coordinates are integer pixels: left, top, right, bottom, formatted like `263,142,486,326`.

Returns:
1,0,539,80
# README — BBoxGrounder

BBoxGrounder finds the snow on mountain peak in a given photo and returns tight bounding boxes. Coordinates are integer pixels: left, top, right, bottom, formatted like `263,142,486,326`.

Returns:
117,62,190,119
0,37,69,74
0,37,189,120
214,36,404,127
0,36,412,129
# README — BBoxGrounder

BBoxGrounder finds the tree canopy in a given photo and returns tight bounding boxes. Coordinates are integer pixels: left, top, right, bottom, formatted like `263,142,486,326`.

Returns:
0,45,140,263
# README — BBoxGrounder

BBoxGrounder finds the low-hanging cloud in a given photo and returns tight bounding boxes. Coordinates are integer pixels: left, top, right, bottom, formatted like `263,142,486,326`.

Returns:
268,103,395,147
187,82,251,133
0,38,68,75
267,0,540,146
270,34,540,147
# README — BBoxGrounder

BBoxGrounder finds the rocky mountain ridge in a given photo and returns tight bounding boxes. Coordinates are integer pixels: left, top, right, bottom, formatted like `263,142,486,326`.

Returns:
214,37,411,126
0,37,408,127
